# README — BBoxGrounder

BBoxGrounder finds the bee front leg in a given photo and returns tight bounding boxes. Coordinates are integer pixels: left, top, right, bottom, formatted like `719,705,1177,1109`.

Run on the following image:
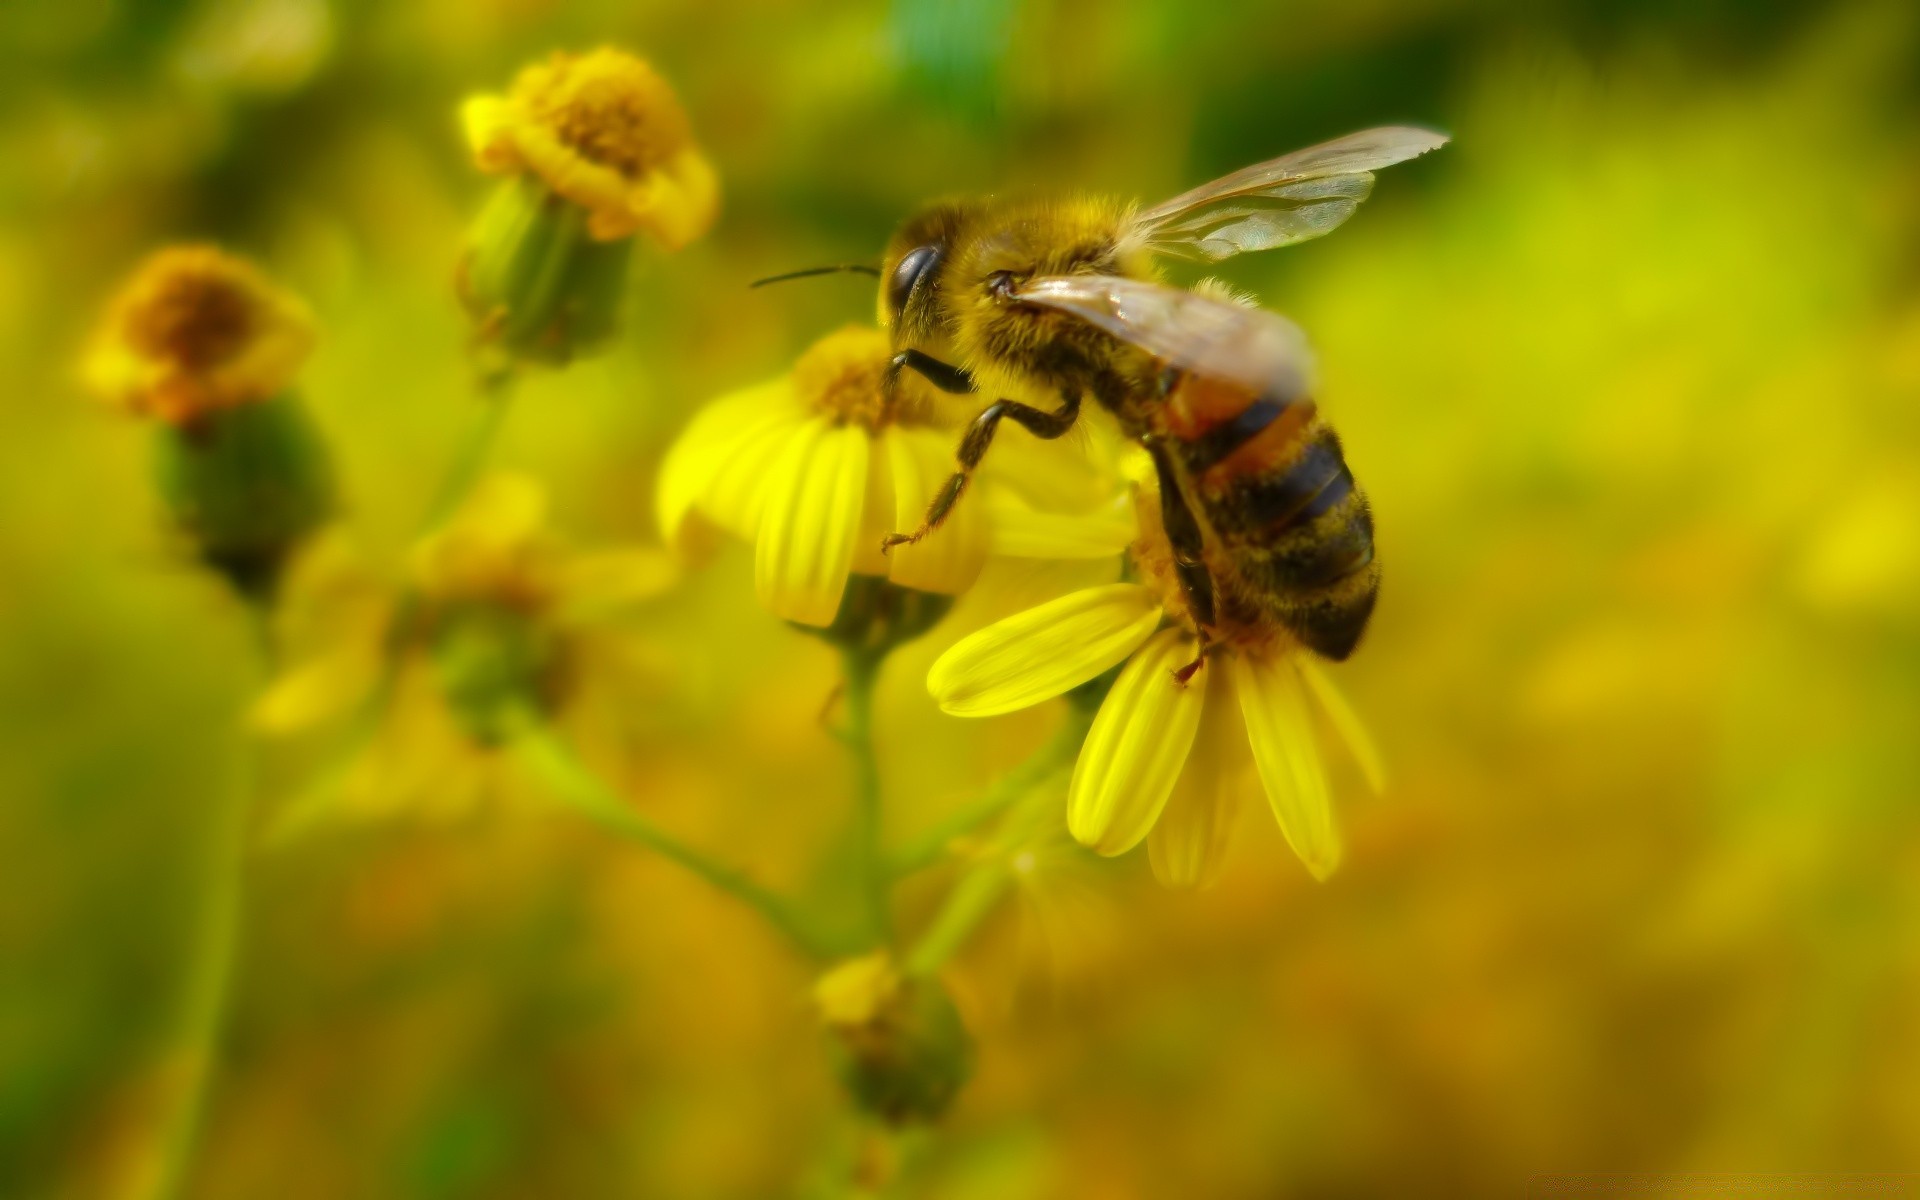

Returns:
1146,441,1218,684
890,349,976,395
882,390,1082,552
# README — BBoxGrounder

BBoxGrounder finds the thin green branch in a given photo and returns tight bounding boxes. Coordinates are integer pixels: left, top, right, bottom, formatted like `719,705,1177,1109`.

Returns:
512,717,834,960
838,646,890,946
418,366,516,533
888,705,1093,880
148,602,280,1199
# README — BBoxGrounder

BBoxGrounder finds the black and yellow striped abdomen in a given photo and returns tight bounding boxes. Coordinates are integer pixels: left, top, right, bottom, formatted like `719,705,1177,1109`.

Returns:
1162,379,1379,660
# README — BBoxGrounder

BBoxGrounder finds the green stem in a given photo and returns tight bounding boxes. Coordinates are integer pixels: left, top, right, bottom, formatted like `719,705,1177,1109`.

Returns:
899,704,1096,979
418,367,515,534
887,705,1093,879
904,863,1011,979
148,604,280,1199
513,717,833,959
839,646,889,946
146,743,251,1200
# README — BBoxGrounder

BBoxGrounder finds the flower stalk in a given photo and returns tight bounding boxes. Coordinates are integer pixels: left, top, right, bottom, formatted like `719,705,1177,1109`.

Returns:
511,713,834,959
838,643,891,947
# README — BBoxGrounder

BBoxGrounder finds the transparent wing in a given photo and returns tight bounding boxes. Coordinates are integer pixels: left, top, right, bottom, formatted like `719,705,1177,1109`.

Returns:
1014,275,1315,400
1137,126,1447,262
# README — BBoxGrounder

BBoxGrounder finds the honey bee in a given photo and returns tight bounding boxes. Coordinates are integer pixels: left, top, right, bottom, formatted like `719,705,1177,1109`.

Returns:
873,126,1446,669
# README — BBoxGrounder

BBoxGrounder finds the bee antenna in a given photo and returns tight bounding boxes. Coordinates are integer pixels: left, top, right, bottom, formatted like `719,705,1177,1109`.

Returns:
750,264,883,288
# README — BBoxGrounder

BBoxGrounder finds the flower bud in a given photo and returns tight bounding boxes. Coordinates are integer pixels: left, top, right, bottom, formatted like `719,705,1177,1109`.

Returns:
457,47,718,366
150,392,336,598
813,953,974,1125
86,246,334,598
459,174,632,366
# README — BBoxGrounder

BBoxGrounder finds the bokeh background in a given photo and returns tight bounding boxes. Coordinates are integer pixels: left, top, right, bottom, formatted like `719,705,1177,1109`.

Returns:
5,0,1919,1196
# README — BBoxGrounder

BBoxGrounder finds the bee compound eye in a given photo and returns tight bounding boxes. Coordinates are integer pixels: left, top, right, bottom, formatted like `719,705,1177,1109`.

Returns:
888,246,939,317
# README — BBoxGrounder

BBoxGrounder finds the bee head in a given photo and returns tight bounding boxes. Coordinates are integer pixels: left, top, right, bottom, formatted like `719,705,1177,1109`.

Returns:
880,203,969,345
948,197,1135,382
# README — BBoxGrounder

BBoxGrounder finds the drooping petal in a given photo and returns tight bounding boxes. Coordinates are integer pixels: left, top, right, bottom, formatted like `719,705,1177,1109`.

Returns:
984,490,1136,560
1067,628,1206,856
886,428,987,594
1148,665,1253,888
928,584,1161,718
1233,651,1340,879
755,419,870,626
656,380,800,551
413,473,547,598
1298,658,1387,794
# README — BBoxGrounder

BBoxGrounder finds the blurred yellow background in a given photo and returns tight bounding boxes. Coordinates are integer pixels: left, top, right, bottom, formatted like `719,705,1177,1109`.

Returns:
4,0,1919,1196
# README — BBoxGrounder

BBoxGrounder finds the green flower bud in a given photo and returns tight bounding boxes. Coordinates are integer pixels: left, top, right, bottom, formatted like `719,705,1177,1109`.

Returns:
427,600,570,745
151,391,335,599
814,954,974,1125
459,175,632,367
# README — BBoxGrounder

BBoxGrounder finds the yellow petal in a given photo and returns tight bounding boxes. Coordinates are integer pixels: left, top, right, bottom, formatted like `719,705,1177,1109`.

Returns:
1148,666,1251,889
848,427,897,578
1297,658,1387,794
1233,651,1340,879
1067,628,1206,856
413,472,547,595
928,583,1161,718
984,489,1136,560
250,650,380,735
552,547,679,622
755,419,869,626
886,428,987,594
624,147,720,251
657,381,799,550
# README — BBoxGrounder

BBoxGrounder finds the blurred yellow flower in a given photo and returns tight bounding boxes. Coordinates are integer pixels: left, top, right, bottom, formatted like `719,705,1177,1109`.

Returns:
659,325,1004,626
82,245,315,426
254,473,677,825
928,485,1383,887
462,47,717,250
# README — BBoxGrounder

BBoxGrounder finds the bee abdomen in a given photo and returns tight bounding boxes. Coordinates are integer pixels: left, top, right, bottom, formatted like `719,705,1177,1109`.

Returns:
1212,426,1380,661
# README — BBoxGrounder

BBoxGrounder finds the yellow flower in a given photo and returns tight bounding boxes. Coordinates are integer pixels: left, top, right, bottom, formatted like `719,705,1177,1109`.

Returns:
462,47,717,250
658,326,995,626
927,483,1385,887
254,473,677,826
82,245,314,426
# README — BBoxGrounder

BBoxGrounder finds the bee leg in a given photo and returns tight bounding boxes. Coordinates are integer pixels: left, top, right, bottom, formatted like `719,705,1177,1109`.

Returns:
882,391,1082,552
890,349,976,395
1147,440,1218,684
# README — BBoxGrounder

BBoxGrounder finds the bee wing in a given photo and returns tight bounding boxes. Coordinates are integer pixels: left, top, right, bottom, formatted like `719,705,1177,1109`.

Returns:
1014,275,1315,400
1136,126,1447,262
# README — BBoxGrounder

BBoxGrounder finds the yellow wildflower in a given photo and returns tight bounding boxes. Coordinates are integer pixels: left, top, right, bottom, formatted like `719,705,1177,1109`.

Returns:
659,327,977,625
462,47,717,250
82,245,314,427
255,473,676,825
928,477,1385,887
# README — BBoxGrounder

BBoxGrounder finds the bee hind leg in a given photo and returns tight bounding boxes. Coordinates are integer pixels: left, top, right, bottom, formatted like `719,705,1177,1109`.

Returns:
1147,441,1219,686
882,390,1082,553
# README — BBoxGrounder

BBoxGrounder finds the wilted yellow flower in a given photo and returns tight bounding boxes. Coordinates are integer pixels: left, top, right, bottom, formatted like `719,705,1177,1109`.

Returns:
463,47,717,250
659,325,1008,626
928,481,1384,887
255,473,676,825
83,245,314,426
